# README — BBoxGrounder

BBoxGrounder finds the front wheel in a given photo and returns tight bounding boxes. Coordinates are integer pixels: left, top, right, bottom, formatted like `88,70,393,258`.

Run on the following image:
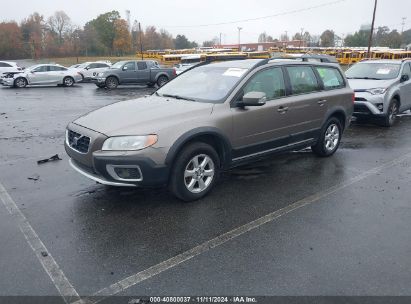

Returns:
169,143,220,202
311,117,342,157
14,77,27,88
380,99,399,127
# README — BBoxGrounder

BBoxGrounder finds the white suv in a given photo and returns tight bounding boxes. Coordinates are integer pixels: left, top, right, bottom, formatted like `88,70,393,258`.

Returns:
75,61,111,81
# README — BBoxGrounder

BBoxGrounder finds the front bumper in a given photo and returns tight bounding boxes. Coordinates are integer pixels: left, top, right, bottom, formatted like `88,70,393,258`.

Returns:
92,77,106,84
1,78,14,86
68,155,169,187
353,92,386,117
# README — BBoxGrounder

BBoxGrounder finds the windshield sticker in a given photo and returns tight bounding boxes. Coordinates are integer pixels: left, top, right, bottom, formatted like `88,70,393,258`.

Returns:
376,69,391,75
223,68,247,77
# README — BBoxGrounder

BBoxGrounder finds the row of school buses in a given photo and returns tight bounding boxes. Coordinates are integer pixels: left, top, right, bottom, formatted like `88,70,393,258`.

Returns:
137,47,411,66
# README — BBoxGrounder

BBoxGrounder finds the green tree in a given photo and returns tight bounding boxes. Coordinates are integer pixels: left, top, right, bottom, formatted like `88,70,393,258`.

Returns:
86,10,120,55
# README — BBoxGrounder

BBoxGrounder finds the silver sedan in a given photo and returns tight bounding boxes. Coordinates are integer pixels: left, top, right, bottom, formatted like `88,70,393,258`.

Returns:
2,64,83,88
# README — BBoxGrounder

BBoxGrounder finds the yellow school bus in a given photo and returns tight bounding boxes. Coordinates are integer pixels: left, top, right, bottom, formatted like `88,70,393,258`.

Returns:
245,51,271,59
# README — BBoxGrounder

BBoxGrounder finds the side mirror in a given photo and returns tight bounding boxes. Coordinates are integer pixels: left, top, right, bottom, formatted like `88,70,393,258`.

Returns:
85,67,90,70
123,66,128,71
237,92,267,107
401,74,409,82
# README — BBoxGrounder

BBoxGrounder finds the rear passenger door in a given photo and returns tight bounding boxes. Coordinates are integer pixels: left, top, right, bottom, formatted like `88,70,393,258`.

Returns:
282,65,328,141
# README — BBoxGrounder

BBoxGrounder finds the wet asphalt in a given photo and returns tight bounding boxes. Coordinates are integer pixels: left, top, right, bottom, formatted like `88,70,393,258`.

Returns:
0,82,411,301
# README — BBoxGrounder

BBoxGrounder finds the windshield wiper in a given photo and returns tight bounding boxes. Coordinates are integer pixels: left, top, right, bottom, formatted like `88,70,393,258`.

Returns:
347,77,384,80
161,94,196,101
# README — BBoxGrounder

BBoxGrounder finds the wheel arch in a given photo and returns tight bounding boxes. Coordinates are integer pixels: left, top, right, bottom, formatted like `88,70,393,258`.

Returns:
155,73,169,82
14,76,28,86
325,108,347,131
165,128,232,170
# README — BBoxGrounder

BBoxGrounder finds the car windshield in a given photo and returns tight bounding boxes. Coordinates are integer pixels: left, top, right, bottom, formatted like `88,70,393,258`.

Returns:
346,63,400,80
157,65,249,103
111,61,125,69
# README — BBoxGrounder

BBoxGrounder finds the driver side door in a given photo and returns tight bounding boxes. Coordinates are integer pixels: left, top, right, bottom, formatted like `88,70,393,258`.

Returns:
27,66,50,84
122,61,137,83
231,67,292,159
399,62,411,110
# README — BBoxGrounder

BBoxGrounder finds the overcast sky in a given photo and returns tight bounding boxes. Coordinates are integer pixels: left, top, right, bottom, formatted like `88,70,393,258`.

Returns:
1,0,410,44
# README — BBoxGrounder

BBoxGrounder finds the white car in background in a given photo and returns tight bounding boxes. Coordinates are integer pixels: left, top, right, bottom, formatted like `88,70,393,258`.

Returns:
0,61,23,84
75,61,111,81
1,64,82,88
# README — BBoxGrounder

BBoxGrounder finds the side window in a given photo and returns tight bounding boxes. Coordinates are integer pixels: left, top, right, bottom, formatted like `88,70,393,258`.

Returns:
0,62,11,67
97,63,109,68
33,66,48,72
315,67,345,90
50,66,67,71
243,67,285,100
137,62,147,70
286,66,319,94
123,62,136,70
402,63,411,76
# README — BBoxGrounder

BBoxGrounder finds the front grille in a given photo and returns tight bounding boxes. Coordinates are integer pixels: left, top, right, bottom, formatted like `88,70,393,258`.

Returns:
67,130,90,153
354,104,371,114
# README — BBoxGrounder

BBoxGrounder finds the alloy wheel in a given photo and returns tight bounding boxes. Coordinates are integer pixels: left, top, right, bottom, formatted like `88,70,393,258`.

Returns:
324,123,340,152
184,154,215,194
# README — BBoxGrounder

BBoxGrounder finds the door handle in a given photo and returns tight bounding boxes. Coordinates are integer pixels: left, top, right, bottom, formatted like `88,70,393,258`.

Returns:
277,106,289,113
317,99,327,106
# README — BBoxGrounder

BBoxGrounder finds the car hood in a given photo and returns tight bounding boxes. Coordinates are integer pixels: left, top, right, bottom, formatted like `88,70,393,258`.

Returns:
73,95,214,136
348,78,396,91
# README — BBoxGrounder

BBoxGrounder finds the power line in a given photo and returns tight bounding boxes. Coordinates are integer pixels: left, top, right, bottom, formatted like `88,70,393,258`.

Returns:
162,0,347,28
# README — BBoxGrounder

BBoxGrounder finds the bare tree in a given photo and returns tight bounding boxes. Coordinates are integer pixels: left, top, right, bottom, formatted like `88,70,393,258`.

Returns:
48,11,71,44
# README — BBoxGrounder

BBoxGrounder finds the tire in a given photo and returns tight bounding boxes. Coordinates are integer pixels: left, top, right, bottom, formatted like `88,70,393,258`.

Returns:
156,75,169,87
147,82,156,88
96,84,105,88
105,76,119,89
63,76,74,87
14,77,27,88
169,142,220,202
380,99,399,127
311,117,343,157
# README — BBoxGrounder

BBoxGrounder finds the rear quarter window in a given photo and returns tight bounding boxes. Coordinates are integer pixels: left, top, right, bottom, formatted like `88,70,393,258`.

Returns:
286,66,319,95
315,67,345,90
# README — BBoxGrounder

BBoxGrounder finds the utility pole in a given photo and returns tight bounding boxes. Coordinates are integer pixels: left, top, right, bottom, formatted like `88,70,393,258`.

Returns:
237,27,242,51
367,0,377,58
299,28,304,49
219,33,222,47
401,17,407,34
139,22,143,60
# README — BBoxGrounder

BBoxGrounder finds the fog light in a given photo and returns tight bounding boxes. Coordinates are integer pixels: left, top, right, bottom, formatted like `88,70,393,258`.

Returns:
106,165,143,181
376,104,383,111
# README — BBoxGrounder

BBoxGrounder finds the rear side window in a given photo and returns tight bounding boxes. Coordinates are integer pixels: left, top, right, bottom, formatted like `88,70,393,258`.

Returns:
0,62,12,67
137,62,147,70
315,67,345,90
243,67,285,100
50,66,67,71
286,66,319,94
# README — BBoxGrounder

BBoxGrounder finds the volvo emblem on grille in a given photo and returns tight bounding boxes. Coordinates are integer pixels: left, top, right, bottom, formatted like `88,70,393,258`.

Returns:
72,135,83,147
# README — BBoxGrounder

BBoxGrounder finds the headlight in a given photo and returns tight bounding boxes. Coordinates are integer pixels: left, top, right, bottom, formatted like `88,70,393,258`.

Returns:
102,135,158,151
366,88,387,95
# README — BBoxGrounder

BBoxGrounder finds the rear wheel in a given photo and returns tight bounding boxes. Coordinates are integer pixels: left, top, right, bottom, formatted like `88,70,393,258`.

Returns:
169,143,220,202
14,77,27,88
380,99,399,127
105,76,119,89
63,76,74,87
311,117,342,157
157,75,169,87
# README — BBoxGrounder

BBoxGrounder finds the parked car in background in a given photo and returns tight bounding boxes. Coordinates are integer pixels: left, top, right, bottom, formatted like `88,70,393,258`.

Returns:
0,61,23,84
1,64,82,88
69,64,81,69
75,61,111,81
93,60,177,89
66,59,353,201
346,59,411,127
